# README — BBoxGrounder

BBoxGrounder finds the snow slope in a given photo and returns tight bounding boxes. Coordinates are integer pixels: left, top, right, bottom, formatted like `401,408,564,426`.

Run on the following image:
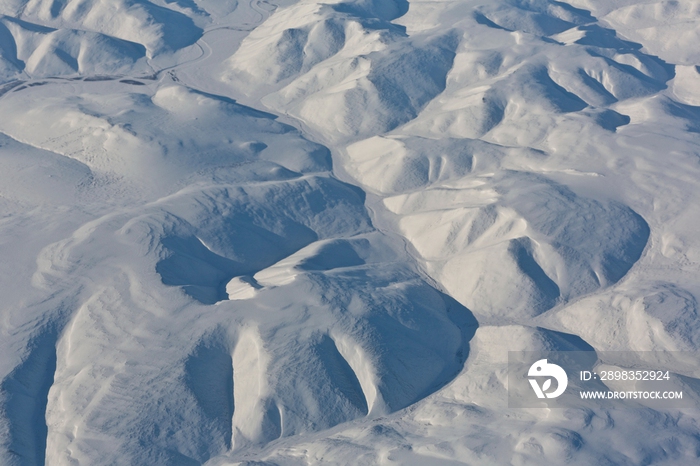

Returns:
0,0,699,464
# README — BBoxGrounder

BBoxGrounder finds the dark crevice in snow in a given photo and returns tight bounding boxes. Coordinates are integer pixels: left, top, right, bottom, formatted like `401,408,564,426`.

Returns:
184,334,234,453
318,335,369,415
1,327,58,466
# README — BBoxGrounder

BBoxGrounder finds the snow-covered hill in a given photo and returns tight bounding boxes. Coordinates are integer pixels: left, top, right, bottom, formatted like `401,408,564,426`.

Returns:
0,0,699,464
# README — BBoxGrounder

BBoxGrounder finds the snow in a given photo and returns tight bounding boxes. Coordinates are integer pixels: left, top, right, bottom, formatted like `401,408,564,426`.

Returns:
0,0,699,464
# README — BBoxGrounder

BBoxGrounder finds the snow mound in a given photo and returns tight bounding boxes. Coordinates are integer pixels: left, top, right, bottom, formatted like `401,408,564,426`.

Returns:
598,0,700,65
222,237,470,447
344,135,536,194
0,84,331,191
224,0,678,146
222,3,351,89
671,65,700,106
223,0,458,141
405,174,648,321
346,133,649,321
3,0,202,56
30,181,472,462
557,282,700,355
443,324,592,406
0,16,149,77
0,72,476,462
154,177,371,304
224,0,412,90
0,131,91,209
398,18,672,145
476,0,595,37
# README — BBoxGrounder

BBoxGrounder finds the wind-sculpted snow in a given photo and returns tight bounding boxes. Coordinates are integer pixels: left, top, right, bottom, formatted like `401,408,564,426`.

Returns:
1,327,57,466
557,281,700,355
281,327,700,466
224,0,411,93
224,0,458,141
223,0,676,145
154,178,370,304
0,16,149,80
439,324,595,410
0,84,332,189
29,181,471,463
1,0,202,56
0,68,474,463
572,0,700,65
394,20,673,145
1,0,700,464
346,137,650,320
476,0,595,37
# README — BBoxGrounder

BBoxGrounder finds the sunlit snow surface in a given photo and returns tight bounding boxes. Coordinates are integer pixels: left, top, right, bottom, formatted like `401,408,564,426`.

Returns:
0,0,699,464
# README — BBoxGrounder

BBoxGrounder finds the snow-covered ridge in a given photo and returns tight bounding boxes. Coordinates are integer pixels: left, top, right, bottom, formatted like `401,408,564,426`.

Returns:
224,0,679,144
3,0,203,54
0,0,699,464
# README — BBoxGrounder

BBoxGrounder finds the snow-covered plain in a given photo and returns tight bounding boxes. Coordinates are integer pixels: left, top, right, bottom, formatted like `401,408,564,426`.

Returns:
0,0,699,464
